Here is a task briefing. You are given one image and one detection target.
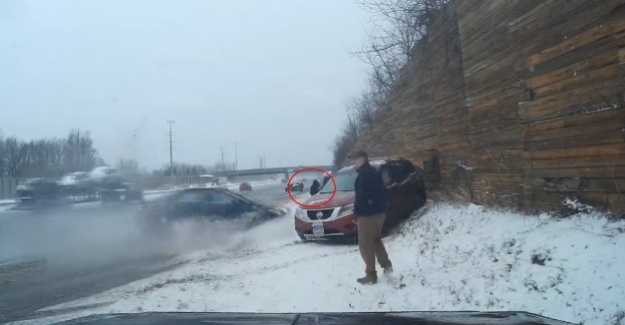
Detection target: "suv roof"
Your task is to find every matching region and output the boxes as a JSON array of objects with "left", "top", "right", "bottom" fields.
[{"left": 338, "top": 156, "right": 398, "bottom": 173}]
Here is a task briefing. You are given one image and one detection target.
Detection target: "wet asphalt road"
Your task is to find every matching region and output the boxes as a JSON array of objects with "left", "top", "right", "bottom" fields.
[{"left": 0, "top": 183, "right": 294, "bottom": 323}]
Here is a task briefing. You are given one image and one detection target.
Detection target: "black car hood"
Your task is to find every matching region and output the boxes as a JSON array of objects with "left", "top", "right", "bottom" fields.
[{"left": 51, "top": 311, "right": 572, "bottom": 325}]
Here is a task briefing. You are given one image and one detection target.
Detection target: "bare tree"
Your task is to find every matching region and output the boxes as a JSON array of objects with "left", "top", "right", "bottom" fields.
[
  {"left": 347, "top": 77, "right": 387, "bottom": 130},
  {"left": 116, "top": 158, "right": 141, "bottom": 177},
  {"left": 331, "top": 116, "right": 360, "bottom": 168},
  {"left": 0, "top": 129, "right": 101, "bottom": 177},
  {"left": 63, "top": 129, "right": 99, "bottom": 173},
  {"left": 331, "top": 0, "right": 448, "bottom": 167},
  {"left": 356, "top": 0, "right": 449, "bottom": 93},
  {"left": 153, "top": 163, "right": 210, "bottom": 176}
]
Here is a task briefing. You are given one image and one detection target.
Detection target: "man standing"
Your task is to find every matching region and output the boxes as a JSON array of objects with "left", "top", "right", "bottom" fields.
[
  {"left": 309, "top": 178, "right": 321, "bottom": 196},
  {"left": 348, "top": 150, "right": 393, "bottom": 284}
]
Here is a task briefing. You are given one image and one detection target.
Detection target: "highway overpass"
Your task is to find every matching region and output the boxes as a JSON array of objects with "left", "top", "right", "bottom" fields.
[{"left": 213, "top": 165, "right": 334, "bottom": 178}]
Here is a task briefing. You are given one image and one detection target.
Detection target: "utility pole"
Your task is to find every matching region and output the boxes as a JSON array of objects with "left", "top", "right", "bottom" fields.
[
  {"left": 259, "top": 156, "right": 263, "bottom": 169},
  {"left": 234, "top": 142, "right": 238, "bottom": 171},
  {"left": 263, "top": 152, "right": 267, "bottom": 175},
  {"left": 220, "top": 146, "right": 225, "bottom": 171},
  {"left": 167, "top": 120, "right": 175, "bottom": 184}
]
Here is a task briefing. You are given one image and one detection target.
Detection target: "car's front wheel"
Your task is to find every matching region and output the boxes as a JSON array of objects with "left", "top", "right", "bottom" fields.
[
  {"left": 344, "top": 235, "right": 358, "bottom": 245},
  {"left": 296, "top": 232, "right": 307, "bottom": 242},
  {"left": 415, "top": 191, "right": 427, "bottom": 209}
]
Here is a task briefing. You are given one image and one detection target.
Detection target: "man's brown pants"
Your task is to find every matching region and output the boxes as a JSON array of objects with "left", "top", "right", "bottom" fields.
[{"left": 357, "top": 213, "right": 392, "bottom": 277}]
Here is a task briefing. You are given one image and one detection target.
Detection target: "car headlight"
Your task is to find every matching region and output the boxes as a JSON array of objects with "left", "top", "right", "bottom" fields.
[
  {"left": 338, "top": 204, "right": 354, "bottom": 218},
  {"left": 295, "top": 207, "right": 304, "bottom": 218}
]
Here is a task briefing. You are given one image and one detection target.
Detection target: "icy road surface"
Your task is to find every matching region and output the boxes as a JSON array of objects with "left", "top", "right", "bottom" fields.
[
  {"left": 0, "top": 181, "right": 298, "bottom": 323},
  {"left": 13, "top": 202, "right": 625, "bottom": 325}
]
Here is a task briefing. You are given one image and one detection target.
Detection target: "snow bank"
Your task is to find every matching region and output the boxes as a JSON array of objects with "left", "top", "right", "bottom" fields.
[
  {"left": 17, "top": 203, "right": 625, "bottom": 325},
  {"left": 0, "top": 199, "right": 16, "bottom": 212},
  {"left": 0, "top": 199, "right": 15, "bottom": 205}
]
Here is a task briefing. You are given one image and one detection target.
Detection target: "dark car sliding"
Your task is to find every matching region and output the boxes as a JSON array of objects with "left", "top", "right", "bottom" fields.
[
  {"left": 140, "top": 187, "right": 286, "bottom": 231},
  {"left": 295, "top": 157, "right": 427, "bottom": 242}
]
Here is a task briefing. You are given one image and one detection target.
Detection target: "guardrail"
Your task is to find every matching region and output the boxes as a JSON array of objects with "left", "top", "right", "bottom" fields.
[{"left": 214, "top": 165, "right": 333, "bottom": 177}]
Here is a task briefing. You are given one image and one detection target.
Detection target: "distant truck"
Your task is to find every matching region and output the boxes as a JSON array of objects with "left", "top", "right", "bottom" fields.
[
  {"left": 83, "top": 166, "right": 143, "bottom": 203},
  {"left": 14, "top": 166, "right": 143, "bottom": 209},
  {"left": 15, "top": 178, "right": 63, "bottom": 209},
  {"left": 100, "top": 182, "right": 143, "bottom": 203},
  {"left": 199, "top": 174, "right": 217, "bottom": 186},
  {"left": 198, "top": 175, "right": 228, "bottom": 187}
]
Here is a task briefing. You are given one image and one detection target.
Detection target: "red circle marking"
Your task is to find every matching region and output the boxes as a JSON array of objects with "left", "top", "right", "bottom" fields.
[{"left": 287, "top": 167, "right": 336, "bottom": 209}]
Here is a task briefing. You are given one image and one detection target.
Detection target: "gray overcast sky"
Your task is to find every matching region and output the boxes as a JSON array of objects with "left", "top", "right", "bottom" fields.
[{"left": 0, "top": 0, "right": 372, "bottom": 170}]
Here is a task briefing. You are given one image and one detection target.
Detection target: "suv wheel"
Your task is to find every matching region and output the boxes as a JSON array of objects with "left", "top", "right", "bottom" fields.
[{"left": 415, "top": 192, "right": 427, "bottom": 209}]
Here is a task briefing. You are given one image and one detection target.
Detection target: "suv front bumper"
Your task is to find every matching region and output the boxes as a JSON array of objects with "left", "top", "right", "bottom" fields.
[{"left": 294, "top": 213, "right": 358, "bottom": 240}]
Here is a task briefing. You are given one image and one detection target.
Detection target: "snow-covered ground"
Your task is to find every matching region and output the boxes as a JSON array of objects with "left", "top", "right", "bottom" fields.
[
  {"left": 0, "top": 199, "right": 15, "bottom": 205},
  {"left": 13, "top": 202, "right": 625, "bottom": 325}
]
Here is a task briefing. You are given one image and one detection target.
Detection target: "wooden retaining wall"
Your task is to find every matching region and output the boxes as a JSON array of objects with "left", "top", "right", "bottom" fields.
[{"left": 356, "top": 0, "right": 625, "bottom": 214}]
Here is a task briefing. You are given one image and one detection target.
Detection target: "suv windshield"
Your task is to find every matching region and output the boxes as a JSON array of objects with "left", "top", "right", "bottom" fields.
[{"left": 319, "top": 170, "right": 357, "bottom": 193}]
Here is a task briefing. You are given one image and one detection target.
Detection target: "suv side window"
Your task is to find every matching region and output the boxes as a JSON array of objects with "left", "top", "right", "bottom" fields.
[
  {"left": 380, "top": 165, "right": 393, "bottom": 184},
  {"left": 176, "top": 191, "right": 205, "bottom": 203},
  {"left": 383, "top": 159, "right": 415, "bottom": 184},
  {"left": 397, "top": 159, "right": 417, "bottom": 181}
]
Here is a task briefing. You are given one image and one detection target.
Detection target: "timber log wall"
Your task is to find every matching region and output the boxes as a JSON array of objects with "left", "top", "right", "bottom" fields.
[{"left": 355, "top": 0, "right": 625, "bottom": 213}]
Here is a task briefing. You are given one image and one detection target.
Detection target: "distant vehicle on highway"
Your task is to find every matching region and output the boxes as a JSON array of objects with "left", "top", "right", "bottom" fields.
[
  {"left": 285, "top": 181, "right": 304, "bottom": 193},
  {"left": 100, "top": 182, "right": 143, "bottom": 203},
  {"left": 239, "top": 182, "right": 252, "bottom": 191},
  {"left": 140, "top": 187, "right": 285, "bottom": 231},
  {"left": 13, "top": 166, "right": 143, "bottom": 209},
  {"left": 294, "top": 157, "right": 427, "bottom": 242},
  {"left": 58, "top": 171, "right": 93, "bottom": 200},
  {"left": 199, "top": 174, "right": 218, "bottom": 185},
  {"left": 15, "top": 178, "right": 63, "bottom": 209}
]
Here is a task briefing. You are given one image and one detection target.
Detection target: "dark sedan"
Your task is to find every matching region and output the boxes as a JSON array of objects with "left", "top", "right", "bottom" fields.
[
  {"left": 285, "top": 181, "right": 304, "bottom": 193},
  {"left": 15, "top": 178, "right": 64, "bottom": 209},
  {"left": 140, "top": 187, "right": 285, "bottom": 231}
]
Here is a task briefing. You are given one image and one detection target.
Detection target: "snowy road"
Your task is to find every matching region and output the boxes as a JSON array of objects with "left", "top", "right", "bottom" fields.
[
  {"left": 10, "top": 201, "right": 625, "bottom": 325},
  {"left": 0, "top": 182, "right": 297, "bottom": 323},
  {"left": 4, "top": 184, "right": 624, "bottom": 325}
]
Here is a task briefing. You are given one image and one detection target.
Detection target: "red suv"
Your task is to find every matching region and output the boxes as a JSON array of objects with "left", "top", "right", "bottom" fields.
[
  {"left": 239, "top": 182, "right": 252, "bottom": 192},
  {"left": 294, "top": 157, "right": 426, "bottom": 242}
]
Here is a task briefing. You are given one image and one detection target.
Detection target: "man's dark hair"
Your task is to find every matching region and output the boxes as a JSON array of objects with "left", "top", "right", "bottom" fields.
[{"left": 348, "top": 150, "right": 368, "bottom": 160}]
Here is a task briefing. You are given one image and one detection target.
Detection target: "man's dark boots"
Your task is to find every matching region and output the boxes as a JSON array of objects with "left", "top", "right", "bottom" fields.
[{"left": 357, "top": 273, "right": 377, "bottom": 285}]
